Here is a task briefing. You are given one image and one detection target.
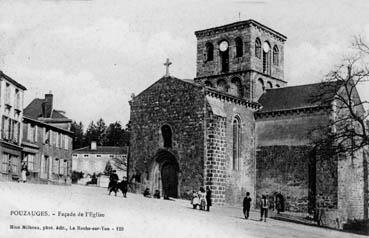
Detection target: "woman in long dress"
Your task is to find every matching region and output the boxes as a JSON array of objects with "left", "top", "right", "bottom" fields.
[{"left": 21, "top": 163, "right": 27, "bottom": 183}]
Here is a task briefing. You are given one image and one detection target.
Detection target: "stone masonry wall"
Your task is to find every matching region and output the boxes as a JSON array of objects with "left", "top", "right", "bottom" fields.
[
  {"left": 129, "top": 77, "right": 205, "bottom": 198},
  {"left": 256, "top": 145, "right": 313, "bottom": 212},
  {"left": 205, "top": 95, "right": 256, "bottom": 205}
]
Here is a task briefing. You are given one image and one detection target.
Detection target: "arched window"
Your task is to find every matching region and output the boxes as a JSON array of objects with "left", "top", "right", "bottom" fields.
[
  {"left": 258, "top": 78, "right": 265, "bottom": 92},
  {"left": 205, "top": 42, "right": 214, "bottom": 61},
  {"left": 229, "top": 77, "right": 242, "bottom": 97},
  {"left": 263, "top": 41, "right": 271, "bottom": 74},
  {"left": 273, "top": 45, "right": 279, "bottom": 66},
  {"left": 204, "top": 80, "right": 213, "bottom": 88},
  {"left": 217, "top": 79, "right": 228, "bottom": 92},
  {"left": 161, "top": 125, "right": 172, "bottom": 148},
  {"left": 255, "top": 38, "right": 261, "bottom": 59},
  {"left": 267, "top": 81, "right": 273, "bottom": 89},
  {"left": 235, "top": 37, "right": 243, "bottom": 57},
  {"left": 232, "top": 116, "right": 241, "bottom": 171}
]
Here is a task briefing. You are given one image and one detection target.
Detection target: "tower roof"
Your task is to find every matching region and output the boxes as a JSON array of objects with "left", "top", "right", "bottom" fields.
[{"left": 194, "top": 19, "right": 287, "bottom": 41}]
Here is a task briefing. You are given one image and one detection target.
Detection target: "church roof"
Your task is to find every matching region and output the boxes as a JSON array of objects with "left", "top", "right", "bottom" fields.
[{"left": 257, "top": 81, "right": 342, "bottom": 113}]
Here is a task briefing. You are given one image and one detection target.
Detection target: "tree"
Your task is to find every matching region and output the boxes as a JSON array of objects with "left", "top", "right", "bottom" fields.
[
  {"left": 70, "top": 121, "right": 84, "bottom": 149},
  {"left": 96, "top": 118, "right": 107, "bottom": 145},
  {"left": 310, "top": 37, "right": 369, "bottom": 157},
  {"left": 104, "top": 121, "right": 130, "bottom": 146}
]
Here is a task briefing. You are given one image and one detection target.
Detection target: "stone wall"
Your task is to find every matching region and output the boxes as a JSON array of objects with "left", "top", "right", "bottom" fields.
[
  {"left": 205, "top": 95, "right": 256, "bottom": 205},
  {"left": 256, "top": 145, "right": 313, "bottom": 212},
  {"left": 129, "top": 77, "right": 205, "bottom": 198}
]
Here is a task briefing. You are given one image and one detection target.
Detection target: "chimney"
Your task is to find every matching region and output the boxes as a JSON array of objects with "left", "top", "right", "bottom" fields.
[
  {"left": 44, "top": 92, "right": 53, "bottom": 118},
  {"left": 91, "top": 141, "right": 97, "bottom": 150}
]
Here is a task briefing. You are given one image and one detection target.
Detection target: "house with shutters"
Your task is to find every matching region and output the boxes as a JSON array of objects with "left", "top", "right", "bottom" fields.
[
  {"left": 0, "top": 71, "right": 26, "bottom": 181},
  {"left": 22, "top": 93, "right": 73, "bottom": 184}
]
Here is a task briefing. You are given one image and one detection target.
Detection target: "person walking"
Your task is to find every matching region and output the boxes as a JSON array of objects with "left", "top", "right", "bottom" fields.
[
  {"left": 206, "top": 187, "right": 212, "bottom": 212},
  {"left": 260, "top": 195, "right": 269, "bottom": 222},
  {"left": 243, "top": 192, "right": 252, "bottom": 219}
]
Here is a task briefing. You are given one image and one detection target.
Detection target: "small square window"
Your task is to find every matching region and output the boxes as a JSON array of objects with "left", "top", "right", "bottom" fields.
[{"left": 84, "top": 154, "right": 89, "bottom": 158}]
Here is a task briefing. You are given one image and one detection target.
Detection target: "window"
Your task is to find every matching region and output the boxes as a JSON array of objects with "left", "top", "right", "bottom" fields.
[
  {"left": 2, "top": 116, "right": 10, "bottom": 140},
  {"left": 205, "top": 42, "right": 214, "bottom": 61},
  {"left": 267, "top": 81, "right": 273, "bottom": 89},
  {"left": 42, "top": 156, "right": 49, "bottom": 179},
  {"left": 64, "top": 136, "right": 69, "bottom": 150},
  {"left": 263, "top": 41, "right": 271, "bottom": 75},
  {"left": 15, "top": 89, "right": 21, "bottom": 110},
  {"left": 63, "top": 160, "right": 68, "bottom": 176},
  {"left": 273, "top": 45, "right": 279, "bottom": 66},
  {"left": 1, "top": 153, "right": 9, "bottom": 173},
  {"left": 96, "top": 155, "right": 101, "bottom": 157},
  {"left": 12, "top": 121, "right": 20, "bottom": 143},
  {"left": 55, "top": 132, "right": 59, "bottom": 148},
  {"left": 217, "top": 79, "right": 228, "bottom": 92},
  {"left": 84, "top": 154, "right": 89, "bottom": 157},
  {"left": 53, "top": 158, "right": 59, "bottom": 174},
  {"left": 229, "top": 77, "right": 242, "bottom": 97},
  {"left": 235, "top": 37, "right": 243, "bottom": 57},
  {"left": 5, "top": 83, "right": 10, "bottom": 105},
  {"left": 258, "top": 78, "right": 265, "bottom": 92},
  {"left": 27, "top": 123, "right": 35, "bottom": 142},
  {"left": 59, "top": 159, "right": 64, "bottom": 175},
  {"left": 204, "top": 80, "right": 213, "bottom": 88},
  {"left": 232, "top": 116, "right": 241, "bottom": 171},
  {"left": 10, "top": 155, "right": 19, "bottom": 174},
  {"left": 161, "top": 125, "right": 172, "bottom": 148},
  {"left": 255, "top": 38, "right": 261, "bottom": 59},
  {"left": 44, "top": 129, "right": 51, "bottom": 144},
  {"left": 25, "top": 154, "right": 35, "bottom": 171}
]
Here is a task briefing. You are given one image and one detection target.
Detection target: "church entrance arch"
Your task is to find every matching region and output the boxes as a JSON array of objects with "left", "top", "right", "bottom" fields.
[{"left": 150, "top": 150, "right": 179, "bottom": 198}]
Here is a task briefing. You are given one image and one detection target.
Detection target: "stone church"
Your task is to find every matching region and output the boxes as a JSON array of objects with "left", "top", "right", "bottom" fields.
[{"left": 129, "top": 19, "right": 368, "bottom": 228}]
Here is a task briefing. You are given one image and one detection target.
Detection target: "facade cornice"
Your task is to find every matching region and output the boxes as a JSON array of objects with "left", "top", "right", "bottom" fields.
[
  {"left": 195, "top": 69, "right": 287, "bottom": 84},
  {"left": 205, "top": 87, "right": 261, "bottom": 110},
  {"left": 194, "top": 19, "right": 287, "bottom": 42},
  {"left": 255, "top": 105, "right": 331, "bottom": 119}
]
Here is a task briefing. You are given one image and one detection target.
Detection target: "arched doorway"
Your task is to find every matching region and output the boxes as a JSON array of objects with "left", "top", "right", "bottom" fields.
[
  {"left": 151, "top": 150, "right": 179, "bottom": 198},
  {"left": 161, "top": 162, "right": 178, "bottom": 198}
]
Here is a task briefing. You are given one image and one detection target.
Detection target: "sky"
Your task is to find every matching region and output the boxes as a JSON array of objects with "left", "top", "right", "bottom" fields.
[{"left": 0, "top": 0, "right": 369, "bottom": 126}]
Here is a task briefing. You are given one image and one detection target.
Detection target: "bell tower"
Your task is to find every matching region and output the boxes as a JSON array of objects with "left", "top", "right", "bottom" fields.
[{"left": 194, "top": 19, "right": 287, "bottom": 101}]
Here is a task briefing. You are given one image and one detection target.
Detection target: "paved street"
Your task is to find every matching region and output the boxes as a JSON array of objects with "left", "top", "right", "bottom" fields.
[{"left": 0, "top": 182, "right": 365, "bottom": 238}]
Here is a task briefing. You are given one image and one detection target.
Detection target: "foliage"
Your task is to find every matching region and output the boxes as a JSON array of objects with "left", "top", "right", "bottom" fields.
[{"left": 310, "top": 37, "right": 369, "bottom": 157}]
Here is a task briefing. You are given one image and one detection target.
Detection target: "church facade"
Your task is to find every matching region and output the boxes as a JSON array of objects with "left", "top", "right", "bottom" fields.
[{"left": 129, "top": 19, "right": 368, "bottom": 228}]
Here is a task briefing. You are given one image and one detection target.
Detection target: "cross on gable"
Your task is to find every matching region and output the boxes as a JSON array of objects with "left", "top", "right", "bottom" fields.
[{"left": 164, "top": 58, "right": 172, "bottom": 77}]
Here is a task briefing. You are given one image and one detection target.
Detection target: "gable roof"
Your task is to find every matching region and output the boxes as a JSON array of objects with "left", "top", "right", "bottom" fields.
[
  {"left": 73, "top": 146, "right": 128, "bottom": 154},
  {"left": 24, "top": 98, "right": 69, "bottom": 120},
  {"left": 133, "top": 76, "right": 201, "bottom": 99},
  {"left": 257, "top": 81, "right": 342, "bottom": 113},
  {"left": 0, "top": 71, "right": 27, "bottom": 90}
]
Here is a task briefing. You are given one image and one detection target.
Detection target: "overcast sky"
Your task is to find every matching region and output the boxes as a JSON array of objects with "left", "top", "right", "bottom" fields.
[{"left": 0, "top": 0, "right": 369, "bottom": 126}]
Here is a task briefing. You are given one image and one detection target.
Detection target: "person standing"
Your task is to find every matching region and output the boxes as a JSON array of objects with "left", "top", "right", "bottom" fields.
[
  {"left": 206, "top": 187, "right": 212, "bottom": 212},
  {"left": 120, "top": 176, "right": 128, "bottom": 198},
  {"left": 243, "top": 192, "right": 252, "bottom": 219},
  {"left": 108, "top": 170, "right": 119, "bottom": 196},
  {"left": 260, "top": 195, "right": 269, "bottom": 222},
  {"left": 20, "top": 162, "right": 28, "bottom": 183},
  {"left": 198, "top": 187, "right": 207, "bottom": 210}
]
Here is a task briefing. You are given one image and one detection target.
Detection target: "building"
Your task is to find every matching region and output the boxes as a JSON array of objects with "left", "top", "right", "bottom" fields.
[
  {"left": 22, "top": 93, "right": 73, "bottom": 184},
  {"left": 0, "top": 71, "right": 26, "bottom": 181},
  {"left": 72, "top": 141, "right": 128, "bottom": 183},
  {"left": 129, "top": 19, "right": 368, "bottom": 228}
]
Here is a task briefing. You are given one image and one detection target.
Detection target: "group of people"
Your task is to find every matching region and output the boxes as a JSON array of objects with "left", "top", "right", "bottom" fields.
[
  {"left": 243, "top": 193, "right": 280, "bottom": 222},
  {"left": 108, "top": 170, "right": 128, "bottom": 197},
  {"left": 143, "top": 188, "right": 161, "bottom": 199},
  {"left": 191, "top": 187, "right": 212, "bottom": 211}
]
